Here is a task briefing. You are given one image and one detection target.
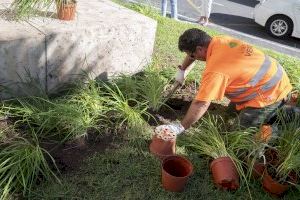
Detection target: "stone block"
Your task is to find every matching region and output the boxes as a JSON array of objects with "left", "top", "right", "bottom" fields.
[{"left": 0, "top": 0, "right": 157, "bottom": 97}]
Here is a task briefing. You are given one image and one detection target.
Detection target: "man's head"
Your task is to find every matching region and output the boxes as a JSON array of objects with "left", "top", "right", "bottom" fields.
[{"left": 178, "top": 28, "right": 212, "bottom": 61}]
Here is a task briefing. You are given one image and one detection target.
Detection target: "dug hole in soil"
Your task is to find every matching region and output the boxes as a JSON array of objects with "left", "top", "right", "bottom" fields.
[{"left": 42, "top": 131, "right": 119, "bottom": 172}]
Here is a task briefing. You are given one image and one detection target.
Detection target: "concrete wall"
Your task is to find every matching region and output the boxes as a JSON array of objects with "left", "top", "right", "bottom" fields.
[{"left": 0, "top": 0, "right": 157, "bottom": 98}]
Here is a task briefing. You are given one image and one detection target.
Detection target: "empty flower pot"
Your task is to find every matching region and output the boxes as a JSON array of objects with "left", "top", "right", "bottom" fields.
[
  {"left": 57, "top": 3, "right": 76, "bottom": 21},
  {"left": 210, "top": 156, "right": 239, "bottom": 190},
  {"left": 149, "top": 134, "right": 176, "bottom": 160},
  {"left": 162, "top": 155, "right": 193, "bottom": 192}
]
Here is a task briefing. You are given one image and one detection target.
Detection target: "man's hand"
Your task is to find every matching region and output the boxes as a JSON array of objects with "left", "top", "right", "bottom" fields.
[
  {"left": 175, "top": 64, "right": 195, "bottom": 84},
  {"left": 155, "top": 122, "right": 185, "bottom": 139},
  {"left": 175, "top": 68, "right": 186, "bottom": 84}
]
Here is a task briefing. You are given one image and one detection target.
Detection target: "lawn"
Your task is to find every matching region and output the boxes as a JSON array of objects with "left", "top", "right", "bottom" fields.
[{"left": 1, "top": 1, "right": 300, "bottom": 200}]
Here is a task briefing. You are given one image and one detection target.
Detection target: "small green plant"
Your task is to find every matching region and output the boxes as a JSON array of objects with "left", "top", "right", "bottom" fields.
[
  {"left": 0, "top": 127, "right": 59, "bottom": 199},
  {"left": 183, "top": 115, "right": 254, "bottom": 198},
  {"left": 137, "top": 70, "right": 169, "bottom": 112},
  {"left": 184, "top": 116, "right": 229, "bottom": 159},
  {"left": 37, "top": 86, "right": 107, "bottom": 141},
  {"left": 114, "top": 74, "right": 140, "bottom": 100},
  {"left": 268, "top": 114, "right": 300, "bottom": 183},
  {"left": 1, "top": 78, "right": 108, "bottom": 141},
  {"left": 103, "top": 82, "right": 151, "bottom": 132}
]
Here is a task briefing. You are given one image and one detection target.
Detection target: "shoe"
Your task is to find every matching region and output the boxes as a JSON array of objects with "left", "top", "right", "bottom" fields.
[{"left": 202, "top": 19, "right": 209, "bottom": 26}]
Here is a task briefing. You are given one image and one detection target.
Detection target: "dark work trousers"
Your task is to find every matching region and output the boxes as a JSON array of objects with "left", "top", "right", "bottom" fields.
[{"left": 228, "top": 95, "right": 300, "bottom": 129}]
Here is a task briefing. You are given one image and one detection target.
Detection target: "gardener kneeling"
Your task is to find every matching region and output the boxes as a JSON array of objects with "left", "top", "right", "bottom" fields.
[{"left": 156, "top": 28, "right": 300, "bottom": 135}]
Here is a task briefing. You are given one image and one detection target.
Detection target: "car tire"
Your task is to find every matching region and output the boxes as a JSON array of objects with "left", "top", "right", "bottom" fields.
[{"left": 265, "top": 15, "right": 293, "bottom": 39}]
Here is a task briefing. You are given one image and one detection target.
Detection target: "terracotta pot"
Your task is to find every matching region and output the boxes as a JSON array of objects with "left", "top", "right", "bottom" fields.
[
  {"left": 262, "top": 169, "right": 297, "bottom": 197},
  {"left": 149, "top": 134, "right": 176, "bottom": 161},
  {"left": 255, "top": 125, "right": 272, "bottom": 142},
  {"left": 57, "top": 3, "right": 76, "bottom": 21},
  {"left": 210, "top": 157, "right": 239, "bottom": 190},
  {"left": 161, "top": 155, "right": 193, "bottom": 192},
  {"left": 252, "top": 162, "right": 265, "bottom": 179}
]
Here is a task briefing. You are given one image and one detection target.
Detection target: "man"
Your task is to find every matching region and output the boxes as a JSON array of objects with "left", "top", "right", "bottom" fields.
[{"left": 157, "top": 28, "right": 298, "bottom": 135}]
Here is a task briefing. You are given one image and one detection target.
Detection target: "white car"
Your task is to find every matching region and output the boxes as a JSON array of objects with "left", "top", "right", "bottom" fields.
[{"left": 254, "top": 0, "right": 300, "bottom": 39}]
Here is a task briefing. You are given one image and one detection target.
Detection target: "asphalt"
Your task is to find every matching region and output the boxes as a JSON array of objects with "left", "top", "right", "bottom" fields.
[{"left": 129, "top": 0, "right": 300, "bottom": 58}]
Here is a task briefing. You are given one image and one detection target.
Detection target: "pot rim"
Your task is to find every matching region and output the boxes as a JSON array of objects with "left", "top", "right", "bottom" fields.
[
  {"left": 210, "top": 156, "right": 234, "bottom": 168},
  {"left": 162, "top": 155, "right": 193, "bottom": 179}
]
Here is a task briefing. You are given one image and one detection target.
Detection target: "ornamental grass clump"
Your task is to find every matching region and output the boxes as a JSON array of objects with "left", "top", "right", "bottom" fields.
[
  {"left": 184, "top": 116, "right": 229, "bottom": 159},
  {"left": 103, "top": 83, "right": 151, "bottom": 132},
  {"left": 11, "top": 0, "right": 55, "bottom": 19},
  {"left": 137, "top": 70, "right": 169, "bottom": 112},
  {"left": 261, "top": 114, "right": 300, "bottom": 195},
  {"left": 114, "top": 74, "right": 140, "bottom": 100},
  {"left": 183, "top": 115, "right": 255, "bottom": 197},
  {"left": 0, "top": 127, "right": 59, "bottom": 199},
  {"left": 34, "top": 81, "right": 107, "bottom": 141},
  {"left": 0, "top": 80, "right": 108, "bottom": 141}
]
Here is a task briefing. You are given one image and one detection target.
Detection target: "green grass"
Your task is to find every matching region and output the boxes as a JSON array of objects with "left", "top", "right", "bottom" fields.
[
  {"left": 0, "top": 127, "right": 59, "bottom": 199},
  {"left": 29, "top": 142, "right": 300, "bottom": 200}
]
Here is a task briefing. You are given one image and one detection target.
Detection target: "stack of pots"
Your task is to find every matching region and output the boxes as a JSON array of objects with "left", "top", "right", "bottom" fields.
[{"left": 149, "top": 129, "right": 193, "bottom": 192}]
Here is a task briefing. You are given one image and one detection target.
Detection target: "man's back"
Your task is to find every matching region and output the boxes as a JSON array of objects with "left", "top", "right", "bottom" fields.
[{"left": 196, "top": 36, "right": 292, "bottom": 110}]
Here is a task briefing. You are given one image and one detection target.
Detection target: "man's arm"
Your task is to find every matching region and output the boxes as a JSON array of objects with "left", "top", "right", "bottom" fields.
[
  {"left": 180, "top": 55, "right": 195, "bottom": 70},
  {"left": 181, "top": 99, "right": 211, "bottom": 129}
]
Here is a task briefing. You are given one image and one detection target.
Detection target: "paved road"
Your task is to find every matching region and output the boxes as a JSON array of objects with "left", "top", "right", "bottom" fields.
[{"left": 131, "top": 0, "right": 300, "bottom": 58}]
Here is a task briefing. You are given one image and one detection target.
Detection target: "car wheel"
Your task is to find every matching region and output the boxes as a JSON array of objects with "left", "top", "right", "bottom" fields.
[{"left": 265, "top": 15, "right": 293, "bottom": 39}]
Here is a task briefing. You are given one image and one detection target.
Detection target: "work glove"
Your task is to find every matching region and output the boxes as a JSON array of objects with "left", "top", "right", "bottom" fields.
[
  {"left": 175, "top": 64, "right": 194, "bottom": 84},
  {"left": 175, "top": 68, "right": 187, "bottom": 85},
  {"left": 154, "top": 122, "right": 185, "bottom": 140}
]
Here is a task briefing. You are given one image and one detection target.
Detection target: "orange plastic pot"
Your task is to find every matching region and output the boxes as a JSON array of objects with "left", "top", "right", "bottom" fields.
[
  {"left": 162, "top": 155, "right": 193, "bottom": 192},
  {"left": 262, "top": 169, "right": 297, "bottom": 197},
  {"left": 262, "top": 171, "right": 288, "bottom": 196},
  {"left": 210, "top": 157, "right": 239, "bottom": 190},
  {"left": 255, "top": 125, "right": 272, "bottom": 142},
  {"left": 149, "top": 135, "right": 176, "bottom": 161},
  {"left": 57, "top": 3, "right": 76, "bottom": 21}
]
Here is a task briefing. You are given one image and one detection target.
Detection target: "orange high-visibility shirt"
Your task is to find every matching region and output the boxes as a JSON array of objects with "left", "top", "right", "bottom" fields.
[{"left": 195, "top": 36, "right": 292, "bottom": 110}]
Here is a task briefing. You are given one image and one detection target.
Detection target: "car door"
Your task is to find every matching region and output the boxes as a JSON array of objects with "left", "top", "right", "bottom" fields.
[{"left": 294, "top": 1, "right": 300, "bottom": 34}]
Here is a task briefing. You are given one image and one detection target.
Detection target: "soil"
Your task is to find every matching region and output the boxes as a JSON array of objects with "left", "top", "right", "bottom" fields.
[{"left": 42, "top": 132, "right": 120, "bottom": 173}]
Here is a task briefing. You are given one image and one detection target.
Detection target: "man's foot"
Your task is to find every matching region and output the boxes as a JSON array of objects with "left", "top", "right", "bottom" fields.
[
  {"left": 202, "top": 20, "right": 209, "bottom": 26},
  {"left": 197, "top": 16, "right": 205, "bottom": 25}
]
